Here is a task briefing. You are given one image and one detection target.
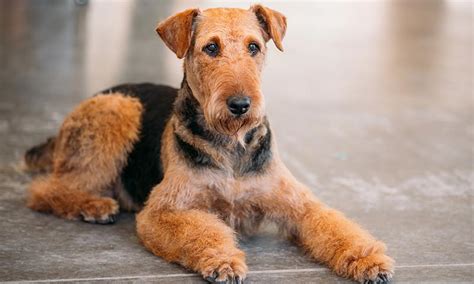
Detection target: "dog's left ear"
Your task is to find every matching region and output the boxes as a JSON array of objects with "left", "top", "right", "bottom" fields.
[
  {"left": 250, "top": 4, "right": 287, "bottom": 51},
  {"left": 156, "top": 8, "right": 200, "bottom": 59}
]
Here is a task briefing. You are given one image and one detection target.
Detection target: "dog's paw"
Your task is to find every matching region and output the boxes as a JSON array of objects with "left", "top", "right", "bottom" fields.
[
  {"left": 80, "top": 197, "right": 119, "bottom": 224},
  {"left": 349, "top": 252, "right": 394, "bottom": 283},
  {"left": 363, "top": 271, "right": 392, "bottom": 284},
  {"left": 205, "top": 272, "right": 244, "bottom": 284},
  {"left": 201, "top": 250, "right": 247, "bottom": 283}
]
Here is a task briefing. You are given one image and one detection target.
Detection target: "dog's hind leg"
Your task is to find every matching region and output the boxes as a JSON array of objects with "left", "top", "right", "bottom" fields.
[
  {"left": 28, "top": 175, "right": 121, "bottom": 224},
  {"left": 27, "top": 93, "right": 143, "bottom": 223}
]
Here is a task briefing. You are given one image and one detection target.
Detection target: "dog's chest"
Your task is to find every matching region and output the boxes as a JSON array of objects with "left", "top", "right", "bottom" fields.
[
  {"left": 200, "top": 176, "right": 273, "bottom": 234},
  {"left": 208, "top": 192, "right": 265, "bottom": 235}
]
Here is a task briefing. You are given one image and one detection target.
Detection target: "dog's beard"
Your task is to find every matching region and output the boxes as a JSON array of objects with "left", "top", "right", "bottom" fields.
[
  {"left": 206, "top": 108, "right": 262, "bottom": 142},
  {"left": 201, "top": 91, "right": 265, "bottom": 143}
]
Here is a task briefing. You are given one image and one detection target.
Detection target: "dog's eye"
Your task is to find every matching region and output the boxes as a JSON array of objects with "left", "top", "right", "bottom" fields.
[
  {"left": 248, "top": 42, "right": 260, "bottom": 56},
  {"left": 203, "top": 43, "right": 219, "bottom": 57}
]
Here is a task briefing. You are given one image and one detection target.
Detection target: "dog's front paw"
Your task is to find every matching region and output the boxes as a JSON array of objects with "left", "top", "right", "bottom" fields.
[
  {"left": 348, "top": 252, "right": 394, "bottom": 283},
  {"left": 201, "top": 249, "right": 247, "bottom": 283},
  {"left": 363, "top": 271, "right": 392, "bottom": 284}
]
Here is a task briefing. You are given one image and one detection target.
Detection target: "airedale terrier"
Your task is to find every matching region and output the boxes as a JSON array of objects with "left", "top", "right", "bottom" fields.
[{"left": 24, "top": 5, "right": 394, "bottom": 283}]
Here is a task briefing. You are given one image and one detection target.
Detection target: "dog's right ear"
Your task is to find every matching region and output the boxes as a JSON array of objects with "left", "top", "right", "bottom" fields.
[{"left": 156, "top": 8, "right": 200, "bottom": 59}]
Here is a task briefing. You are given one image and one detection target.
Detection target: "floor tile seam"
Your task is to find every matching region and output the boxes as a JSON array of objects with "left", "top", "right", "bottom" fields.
[{"left": 3, "top": 263, "right": 473, "bottom": 283}]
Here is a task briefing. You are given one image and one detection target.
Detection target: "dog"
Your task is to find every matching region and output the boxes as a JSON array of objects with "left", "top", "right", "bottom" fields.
[{"left": 24, "top": 5, "right": 394, "bottom": 284}]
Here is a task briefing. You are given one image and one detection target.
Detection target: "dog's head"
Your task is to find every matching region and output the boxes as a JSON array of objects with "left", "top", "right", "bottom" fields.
[{"left": 156, "top": 5, "right": 286, "bottom": 137}]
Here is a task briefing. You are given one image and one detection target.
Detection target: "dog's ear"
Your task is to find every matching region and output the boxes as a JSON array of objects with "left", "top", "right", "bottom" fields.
[
  {"left": 156, "top": 8, "right": 200, "bottom": 59},
  {"left": 250, "top": 4, "right": 287, "bottom": 51}
]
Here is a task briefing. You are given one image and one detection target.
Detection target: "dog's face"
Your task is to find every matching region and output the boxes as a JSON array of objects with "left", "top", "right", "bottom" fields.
[{"left": 156, "top": 5, "right": 286, "bottom": 137}]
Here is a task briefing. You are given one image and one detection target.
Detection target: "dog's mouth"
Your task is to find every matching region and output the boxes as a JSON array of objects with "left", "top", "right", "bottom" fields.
[
  {"left": 207, "top": 109, "right": 262, "bottom": 139},
  {"left": 195, "top": 88, "right": 264, "bottom": 140}
]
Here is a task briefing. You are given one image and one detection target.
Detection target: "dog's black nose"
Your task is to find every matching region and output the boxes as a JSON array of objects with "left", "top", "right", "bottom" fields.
[{"left": 227, "top": 96, "right": 251, "bottom": 115}]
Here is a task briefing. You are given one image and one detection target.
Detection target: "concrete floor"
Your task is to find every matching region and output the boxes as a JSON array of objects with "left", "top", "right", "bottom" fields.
[{"left": 0, "top": 0, "right": 472, "bottom": 283}]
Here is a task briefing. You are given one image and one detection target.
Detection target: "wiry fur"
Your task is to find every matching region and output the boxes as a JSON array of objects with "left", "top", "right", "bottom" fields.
[{"left": 24, "top": 5, "right": 394, "bottom": 284}]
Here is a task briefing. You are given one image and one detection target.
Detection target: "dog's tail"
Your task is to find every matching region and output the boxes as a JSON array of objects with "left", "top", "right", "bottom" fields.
[{"left": 24, "top": 137, "right": 56, "bottom": 173}]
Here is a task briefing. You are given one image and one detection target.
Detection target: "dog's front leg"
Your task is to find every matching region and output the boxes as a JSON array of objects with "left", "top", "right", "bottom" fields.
[
  {"left": 261, "top": 175, "right": 394, "bottom": 283},
  {"left": 136, "top": 207, "right": 247, "bottom": 283}
]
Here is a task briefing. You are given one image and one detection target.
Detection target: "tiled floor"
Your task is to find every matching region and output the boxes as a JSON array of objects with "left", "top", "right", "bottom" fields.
[{"left": 0, "top": 0, "right": 472, "bottom": 283}]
